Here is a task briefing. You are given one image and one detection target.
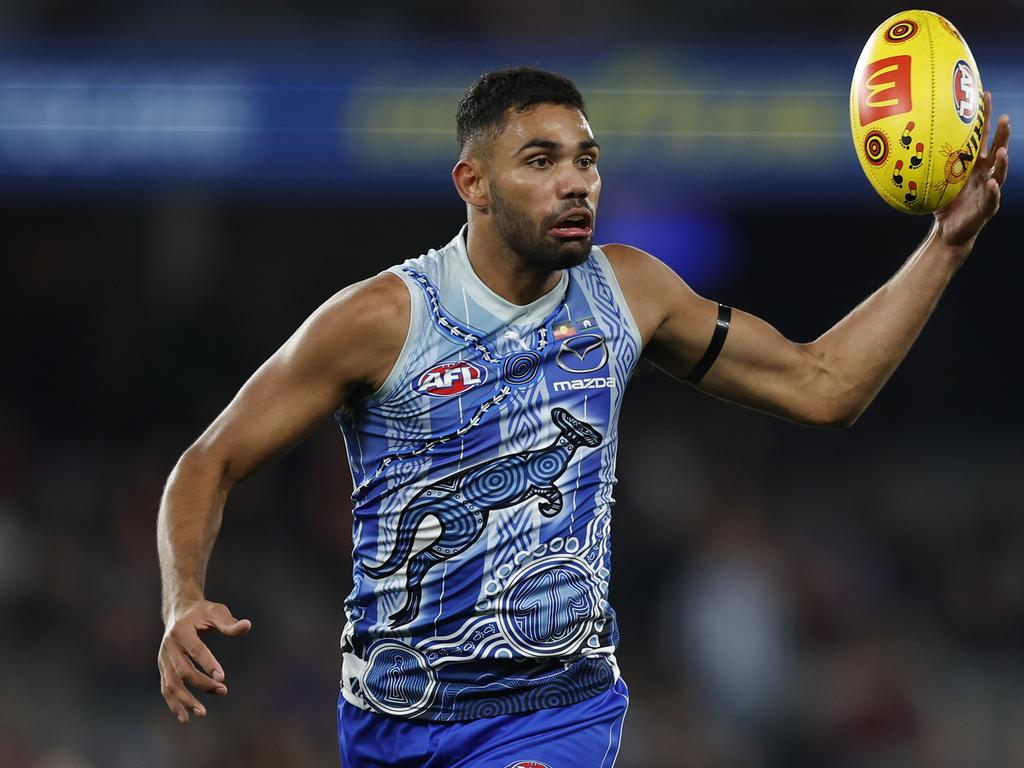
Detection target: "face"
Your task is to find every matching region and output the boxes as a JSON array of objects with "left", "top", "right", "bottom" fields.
[{"left": 484, "top": 103, "right": 601, "bottom": 271}]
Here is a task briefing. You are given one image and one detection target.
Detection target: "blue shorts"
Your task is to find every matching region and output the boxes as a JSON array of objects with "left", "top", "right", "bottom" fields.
[{"left": 337, "top": 678, "right": 628, "bottom": 768}]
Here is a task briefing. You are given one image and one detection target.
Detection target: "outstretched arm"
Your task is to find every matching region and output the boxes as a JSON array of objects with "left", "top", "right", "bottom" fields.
[
  {"left": 605, "top": 95, "right": 1009, "bottom": 427},
  {"left": 157, "top": 272, "right": 409, "bottom": 723}
]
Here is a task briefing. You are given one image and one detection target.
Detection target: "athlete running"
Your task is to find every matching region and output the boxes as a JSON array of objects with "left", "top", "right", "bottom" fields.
[{"left": 158, "top": 67, "right": 1010, "bottom": 767}]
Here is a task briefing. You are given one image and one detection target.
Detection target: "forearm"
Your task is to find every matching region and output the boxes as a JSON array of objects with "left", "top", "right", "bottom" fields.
[
  {"left": 158, "top": 447, "right": 233, "bottom": 622},
  {"left": 809, "top": 221, "right": 968, "bottom": 423}
]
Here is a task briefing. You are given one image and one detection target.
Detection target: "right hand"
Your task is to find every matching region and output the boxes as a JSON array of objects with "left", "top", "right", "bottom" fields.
[{"left": 158, "top": 599, "right": 251, "bottom": 724}]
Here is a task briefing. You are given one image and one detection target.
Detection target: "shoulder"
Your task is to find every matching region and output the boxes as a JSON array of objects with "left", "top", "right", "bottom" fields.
[
  {"left": 338, "top": 270, "right": 409, "bottom": 313},
  {"left": 598, "top": 242, "right": 684, "bottom": 295},
  {"left": 599, "top": 241, "right": 675, "bottom": 277},
  {"left": 308, "top": 271, "right": 409, "bottom": 343},
  {"left": 280, "top": 272, "right": 410, "bottom": 395},
  {"left": 597, "top": 243, "right": 693, "bottom": 344},
  {"left": 597, "top": 242, "right": 652, "bottom": 266}
]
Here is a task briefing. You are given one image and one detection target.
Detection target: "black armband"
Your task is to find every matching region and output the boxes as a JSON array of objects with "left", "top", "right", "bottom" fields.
[{"left": 685, "top": 304, "right": 732, "bottom": 384}]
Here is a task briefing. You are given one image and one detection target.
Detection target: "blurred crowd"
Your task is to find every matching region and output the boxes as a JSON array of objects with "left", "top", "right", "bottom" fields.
[
  {"left": 2, "top": 193, "right": 1022, "bottom": 767},
  {"left": 2, "top": 0, "right": 1022, "bottom": 43}
]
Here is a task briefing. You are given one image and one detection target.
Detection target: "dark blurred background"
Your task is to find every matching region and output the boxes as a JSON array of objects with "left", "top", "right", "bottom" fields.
[{"left": 1, "top": 2, "right": 1022, "bottom": 766}]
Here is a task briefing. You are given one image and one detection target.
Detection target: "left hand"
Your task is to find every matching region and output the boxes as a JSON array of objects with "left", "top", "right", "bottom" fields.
[{"left": 934, "top": 91, "right": 1010, "bottom": 252}]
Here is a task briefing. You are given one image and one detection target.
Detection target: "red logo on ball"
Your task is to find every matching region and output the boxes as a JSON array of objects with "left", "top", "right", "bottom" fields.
[
  {"left": 952, "top": 60, "right": 977, "bottom": 124},
  {"left": 858, "top": 55, "right": 913, "bottom": 126}
]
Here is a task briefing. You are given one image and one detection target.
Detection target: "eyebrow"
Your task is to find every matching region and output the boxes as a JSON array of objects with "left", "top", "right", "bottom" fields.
[{"left": 515, "top": 138, "right": 601, "bottom": 155}]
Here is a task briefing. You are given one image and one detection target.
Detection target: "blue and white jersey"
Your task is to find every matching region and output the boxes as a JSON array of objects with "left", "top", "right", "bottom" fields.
[{"left": 336, "top": 227, "right": 641, "bottom": 722}]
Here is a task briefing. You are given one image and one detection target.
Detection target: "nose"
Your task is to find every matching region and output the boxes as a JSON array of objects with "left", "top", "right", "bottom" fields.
[{"left": 556, "top": 164, "right": 589, "bottom": 200}]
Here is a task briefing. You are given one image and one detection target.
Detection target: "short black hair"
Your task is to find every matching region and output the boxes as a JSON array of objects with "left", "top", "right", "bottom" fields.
[{"left": 456, "top": 66, "right": 587, "bottom": 155}]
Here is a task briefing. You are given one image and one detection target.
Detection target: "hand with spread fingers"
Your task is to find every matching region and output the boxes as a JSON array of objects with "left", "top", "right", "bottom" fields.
[
  {"left": 935, "top": 91, "right": 1011, "bottom": 252},
  {"left": 158, "top": 599, "right": 251, "bottom": 724}
]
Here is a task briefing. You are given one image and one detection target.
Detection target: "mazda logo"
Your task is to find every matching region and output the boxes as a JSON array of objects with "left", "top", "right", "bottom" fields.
[{"left": 555, "top": 334, "right": 607, "bottom": 374}]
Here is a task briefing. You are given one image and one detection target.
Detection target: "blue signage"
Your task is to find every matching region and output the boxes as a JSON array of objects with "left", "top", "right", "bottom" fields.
[{"left": 0, "top": 45, "right": 1019, "bottom": 201}]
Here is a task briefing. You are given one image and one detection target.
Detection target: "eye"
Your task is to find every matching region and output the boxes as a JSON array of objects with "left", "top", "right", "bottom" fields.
[
  {"left": 577, "top": 156, "right": 597, "bottom": 169},
  {"left": 528, "top": 156, "right": 552, "bottom": 168}
]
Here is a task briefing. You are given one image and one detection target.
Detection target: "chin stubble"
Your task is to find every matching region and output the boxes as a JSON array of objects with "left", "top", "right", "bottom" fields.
[{"left": 490, "top": 186, "right": 593, "bottom": 270}]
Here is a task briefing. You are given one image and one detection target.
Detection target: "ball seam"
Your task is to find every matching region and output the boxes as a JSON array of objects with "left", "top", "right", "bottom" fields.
[{"left": 926, "top": 11, "right": 936, "bottom": 214}]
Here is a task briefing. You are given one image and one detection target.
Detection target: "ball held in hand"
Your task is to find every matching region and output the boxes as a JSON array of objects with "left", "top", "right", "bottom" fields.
[{"left": 850, "top": 10, "right": 986, "bottom": 214}]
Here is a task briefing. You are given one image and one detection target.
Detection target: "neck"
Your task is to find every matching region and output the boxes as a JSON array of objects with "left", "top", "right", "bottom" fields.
[{"left": 465, "top": 221, "right": 563, "bottom": 306}]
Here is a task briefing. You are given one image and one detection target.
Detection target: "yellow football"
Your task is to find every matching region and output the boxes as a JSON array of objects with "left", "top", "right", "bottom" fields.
[{"left": 850, "top": 10, "right": 985, "bottom": 214}]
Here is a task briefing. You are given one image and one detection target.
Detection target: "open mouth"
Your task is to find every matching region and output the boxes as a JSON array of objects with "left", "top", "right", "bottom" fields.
[{"left": 549, "top": 208, "right": 593, "bottom": 239}]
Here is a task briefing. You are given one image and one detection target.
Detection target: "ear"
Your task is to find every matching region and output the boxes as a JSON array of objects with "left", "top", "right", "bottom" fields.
[{"left": 452, "top": 157, "right": 489, "bottom": 210}]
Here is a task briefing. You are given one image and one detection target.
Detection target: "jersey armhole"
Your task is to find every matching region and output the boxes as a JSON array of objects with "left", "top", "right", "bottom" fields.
[
  {"left": 361, "top": 267, "right": 419, "bottom": 405},
  {"left": 590, "top": 246, "right": 643, "bottom": 353}
]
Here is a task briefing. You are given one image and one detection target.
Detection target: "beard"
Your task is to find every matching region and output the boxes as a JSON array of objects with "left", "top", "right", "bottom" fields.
[{"left": 489, "top": 184, "right": 594, "bottom": 271}]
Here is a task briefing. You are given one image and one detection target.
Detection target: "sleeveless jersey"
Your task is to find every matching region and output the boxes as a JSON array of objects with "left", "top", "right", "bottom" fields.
[{"left": 336, "top": 227, "right": 642, "bottom": 722}]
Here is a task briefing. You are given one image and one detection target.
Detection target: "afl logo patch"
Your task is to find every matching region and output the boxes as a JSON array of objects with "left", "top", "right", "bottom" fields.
[
  {"left": 414, "top": 360, "right": 485, "bottom": 397},
  {"left": 504, "top": 763, "right": 552, "bottom": 768},
  {"left": 555, "top": 334, "right": 607, "bottom": 374},
  {"left": 952, "top": 60, "right": 978, "bottom": 124}
]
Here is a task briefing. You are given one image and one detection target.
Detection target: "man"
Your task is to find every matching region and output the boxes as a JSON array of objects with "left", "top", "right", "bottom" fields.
[{"left": 158, "top": 67, "right": 1010, "bottom": 766}]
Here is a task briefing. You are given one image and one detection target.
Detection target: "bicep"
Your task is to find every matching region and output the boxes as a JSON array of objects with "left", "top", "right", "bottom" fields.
[
  {"left": 602, "top": 243, "right": 831, "bottom": 424},
  {"left": 644, "top": 272, "right": 828, "bottom": 424},
  {"left": 675, "top": 309, "right": 828, "bottom": 422},
  {"left": 189, "top": 275, "right": 408, "bottom": 483},
  {"left": 194, "top": 334, "right": 349, "bottom": 484}
]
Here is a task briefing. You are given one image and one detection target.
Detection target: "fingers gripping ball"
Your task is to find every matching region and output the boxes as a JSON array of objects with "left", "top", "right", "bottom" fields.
[{"left": 850, "top": 10, "right": 986, "bottom": 214}]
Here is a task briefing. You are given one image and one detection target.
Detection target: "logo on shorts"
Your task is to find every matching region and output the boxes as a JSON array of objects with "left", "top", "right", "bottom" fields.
[
  {"left": 504, "top": 762, "right": 552, "bottom": 768},
  {"left": 414, "top": 360, "right": 485, "bottom": 397}
]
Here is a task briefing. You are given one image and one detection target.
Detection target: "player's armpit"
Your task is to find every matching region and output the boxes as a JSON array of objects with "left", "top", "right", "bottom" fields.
[{"left": 188, "top": 270, "right": 410, "bottom": 484}]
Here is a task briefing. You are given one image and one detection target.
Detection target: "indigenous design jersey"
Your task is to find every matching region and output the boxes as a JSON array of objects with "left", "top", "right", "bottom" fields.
[{"left": 336, "top": 227, "right": 641, "bottom": 722}]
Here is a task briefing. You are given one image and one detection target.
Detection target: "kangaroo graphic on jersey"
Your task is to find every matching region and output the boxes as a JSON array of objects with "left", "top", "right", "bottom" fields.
[{"left": 365, "top": 407, "right": 602, "bottom": 627}]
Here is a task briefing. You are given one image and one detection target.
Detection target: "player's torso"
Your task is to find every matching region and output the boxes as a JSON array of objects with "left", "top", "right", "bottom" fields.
[{"left": 336, "top": 228, "right": 640, "bottom": 722}]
